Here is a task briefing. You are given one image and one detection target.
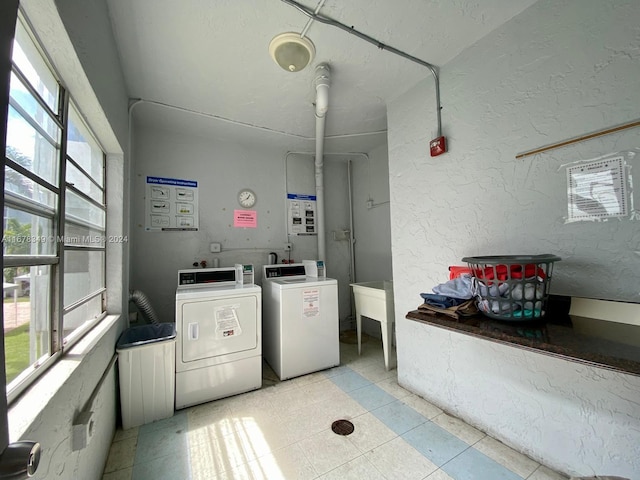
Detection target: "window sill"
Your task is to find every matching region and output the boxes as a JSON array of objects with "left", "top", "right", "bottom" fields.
[{"left": 8, "top": 314, "right": 122, "bottom": 441}]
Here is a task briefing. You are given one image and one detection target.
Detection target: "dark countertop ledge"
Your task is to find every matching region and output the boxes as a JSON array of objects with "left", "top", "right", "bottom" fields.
[{"left": 406, "top": 309, "right": 640, "bottom": 377}]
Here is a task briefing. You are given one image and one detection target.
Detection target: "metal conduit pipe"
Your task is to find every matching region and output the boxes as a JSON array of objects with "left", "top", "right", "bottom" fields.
[
  {"left": 347, "top": 159, "right": 356, "bottom": 325},
  {"left": 281, "top": 0, "right": 442, "bottom": 137},
  {"left": 129, "top": 98, "right": 385, "bottom": 141},
  {"left": 314, "top": 63, "right": 330, "bottom": 261},
  {"left": 300, "top": 0, "right": 326, "bottom": 38}
]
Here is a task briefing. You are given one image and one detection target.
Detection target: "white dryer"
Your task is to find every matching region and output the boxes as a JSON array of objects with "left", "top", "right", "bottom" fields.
[
  {"left": 262, "top": 261, "right": 339, "bottom": 380},
  {"left": 175, "top": 265, "right": 261, "bottom": 409}
]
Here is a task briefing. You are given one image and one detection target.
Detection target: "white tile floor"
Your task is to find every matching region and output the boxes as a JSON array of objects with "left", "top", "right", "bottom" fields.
[{"left": 103, "top": 335, "right": 568, "bottom": 480}]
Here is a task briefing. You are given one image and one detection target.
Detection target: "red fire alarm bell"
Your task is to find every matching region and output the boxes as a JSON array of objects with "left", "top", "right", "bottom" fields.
[{"left": 430, "top": 136, "right": 447, "bottom": 157}]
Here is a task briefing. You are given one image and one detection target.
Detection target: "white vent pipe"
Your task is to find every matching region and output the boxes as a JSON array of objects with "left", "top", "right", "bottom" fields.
[{"left": 314, "top": 63, "right": 330, "bottom": 261}]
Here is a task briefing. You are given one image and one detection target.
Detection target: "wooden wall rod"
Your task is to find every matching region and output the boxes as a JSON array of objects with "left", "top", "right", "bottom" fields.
[{"left": 516, "top": 118, "right": 640, "bottom": 159}]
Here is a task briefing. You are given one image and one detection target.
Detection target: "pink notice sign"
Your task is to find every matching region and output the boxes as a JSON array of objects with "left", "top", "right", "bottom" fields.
[{"left": 234, "top": 209, "right": 257, "bottom": 228}]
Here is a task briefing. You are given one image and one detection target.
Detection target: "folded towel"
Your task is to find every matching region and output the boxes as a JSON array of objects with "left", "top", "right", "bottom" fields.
[
  {"left": 432, "top": 273, "right": 474, "bottom": 299},
  {"left": 418, "top": 298, "right": 479, "bottom": 320},
  {"left": 420, "top": 293, "right": 467, "bottom": 309}
]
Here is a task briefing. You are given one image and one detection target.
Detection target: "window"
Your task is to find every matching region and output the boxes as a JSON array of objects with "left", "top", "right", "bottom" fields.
[{"left": 3, "top": 15, "right": 107, "bottom": 402}]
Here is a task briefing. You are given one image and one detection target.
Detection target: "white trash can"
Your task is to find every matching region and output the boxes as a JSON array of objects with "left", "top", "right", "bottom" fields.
[{"left": 116, "top": 323, "right": 176, "bottom": 430}]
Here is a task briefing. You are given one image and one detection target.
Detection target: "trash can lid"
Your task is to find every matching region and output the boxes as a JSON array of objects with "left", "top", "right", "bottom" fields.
[{"left": 116, "top": 323, "right": 176, "bottom": 349}]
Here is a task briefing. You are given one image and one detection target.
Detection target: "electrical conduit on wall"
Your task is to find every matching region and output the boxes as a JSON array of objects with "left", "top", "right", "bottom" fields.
[{"left": 314, "top": 63, "right": 330, "bottom": 261}]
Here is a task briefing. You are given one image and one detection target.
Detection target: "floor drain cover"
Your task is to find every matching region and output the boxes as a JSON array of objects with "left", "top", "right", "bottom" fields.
[{"left": 331, "top": 419, "right": 355, "bottom": 436}]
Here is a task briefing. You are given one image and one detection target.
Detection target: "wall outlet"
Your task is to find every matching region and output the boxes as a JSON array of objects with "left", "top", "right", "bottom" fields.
[
  {"left": 284, "top": 243, "right": 292, "bottom": 252},
  {"left": 210, "top": 242, "right": 221, "bottom": 253},
  {"left": 333, "top": 230, "right": 350, "bottom": 241},
  {"left": 72, "top": 411, "right": 95, "bottom": 451}
]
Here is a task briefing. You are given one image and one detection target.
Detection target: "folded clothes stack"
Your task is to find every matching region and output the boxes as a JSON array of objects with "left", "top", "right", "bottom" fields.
[
  {"left": 418, "top": 268, "right": 547, "bottom": 319},
  {"left": 473, "top": 265, "right": 546, "bottom": 318},
  {"left": 418, "top": 274, "right": 479, "bottom": 320}
]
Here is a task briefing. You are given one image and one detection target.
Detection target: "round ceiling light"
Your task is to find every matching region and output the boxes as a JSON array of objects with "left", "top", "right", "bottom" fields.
[{"left": 269, "top": 32, "right": 316, "bottom": 72}]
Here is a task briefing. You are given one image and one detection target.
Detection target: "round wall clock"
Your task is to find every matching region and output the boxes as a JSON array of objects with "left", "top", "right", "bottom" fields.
[{"left": 237, "top": 189, "right": 257, "bottom": 208}]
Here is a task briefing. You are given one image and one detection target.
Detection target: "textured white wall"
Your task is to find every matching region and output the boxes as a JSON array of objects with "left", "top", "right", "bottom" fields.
[
  {"left": 284, "top": 153, "right": 324, "bottom": 266},
  {"left": 130, "top": 128, "right": 356, "bottom": 325},
  {"left": 54, "top": 0, "right": 129, "bottom": 149},
  {"left": 352, "top": 143, "right": 392, "bottom": 283},
  {"left": 389, "top": 0, "right": 640, "bottom": 476},
  {"left": 283, "top": 150, "right": 394, "bottom": 332},
  {"left": 351, "top": 143, "right": 394, "bottom": 337},
  {"left": 398, "top": 321, "right": 640, "bottom": 477},
  {"left": 132, "top": 126, "right": 291, "bottom": 322},
  {"left": 324, "top": 158, "right": 354, "bottom": 328},
  {"left": 389, "top": 0, "right": 640, "bottom": 307},
  {"left": 10, "top": 319, "right": 121, "bottom": 480}
]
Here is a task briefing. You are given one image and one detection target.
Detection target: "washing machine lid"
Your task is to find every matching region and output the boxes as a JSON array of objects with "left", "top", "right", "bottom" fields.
[
  {"left": 176, "top": 282, "right": 261, "bottom": 299},
  {"left": 272, "top": 276, "right": 336, "bottom": 287}
]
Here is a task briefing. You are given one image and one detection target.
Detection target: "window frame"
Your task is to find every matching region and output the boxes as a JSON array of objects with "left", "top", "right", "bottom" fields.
[{"left": 3, "top": 12, "right": 107, "bottom": 404}]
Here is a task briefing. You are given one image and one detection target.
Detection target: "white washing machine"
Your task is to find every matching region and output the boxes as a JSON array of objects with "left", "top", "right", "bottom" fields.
[
  {"left": 262, "top": 261, "right": 339, "bottom": 380},
  {"left": 175, "top": 265, "right": 261, "bottom": 409}
]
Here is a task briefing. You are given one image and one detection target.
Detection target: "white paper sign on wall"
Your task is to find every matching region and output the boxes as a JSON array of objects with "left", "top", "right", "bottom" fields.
[
  {"left": 287, "top": 193, "right": 316, "bottom": 235},
  {"left": 566, "top": 156, "right": 628, "bottom": 223},
  {"left": 145, "top": 176, "right": 199, "bottom": 231}
]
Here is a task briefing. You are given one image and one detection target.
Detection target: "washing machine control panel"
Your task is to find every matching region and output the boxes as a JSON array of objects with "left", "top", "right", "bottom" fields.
[
  {"left": 264, "top": 264, "right": 306, "bottom": 278},
  {"left": 178, "top": 267, "right": 236, "bottom": 286},
  {"left": 178, "top": 265, "right": 256, "bottom": 286}
]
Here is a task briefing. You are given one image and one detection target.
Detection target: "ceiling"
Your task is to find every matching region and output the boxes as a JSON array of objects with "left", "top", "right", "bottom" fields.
[{"left": 106, "top": 0, "right": 539, "bottom": 153}]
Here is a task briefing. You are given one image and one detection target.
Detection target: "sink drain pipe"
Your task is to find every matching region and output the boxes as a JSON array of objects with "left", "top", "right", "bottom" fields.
[{"left": 314, "top": 63, "right": 330, "bottom": 261}]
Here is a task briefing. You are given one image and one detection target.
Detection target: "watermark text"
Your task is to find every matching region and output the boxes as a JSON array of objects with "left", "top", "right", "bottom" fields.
[{"left": 2, "top": 235, "right": 128, "bottom": 244}]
